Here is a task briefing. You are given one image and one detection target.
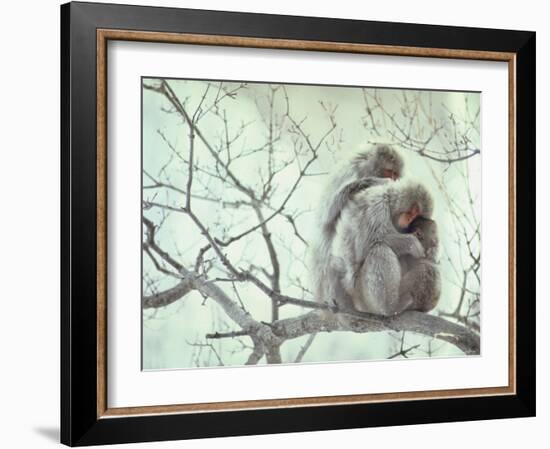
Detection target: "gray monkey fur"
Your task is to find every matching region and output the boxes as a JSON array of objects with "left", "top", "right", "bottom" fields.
[
  {"left": 333, "top": 180, "right": 434, "bottom": 316},
  {"left": 398, "top": 216, "right": 441, "bottom": 313},
  {"left": 311, "top": 144, "right": 404, "bottom": 307},
  {"left": 319, "top": 144, "right": 404, "bottom": 239}
]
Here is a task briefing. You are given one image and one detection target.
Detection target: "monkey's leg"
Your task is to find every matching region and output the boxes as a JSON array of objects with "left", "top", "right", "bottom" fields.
[
  {"left": 331, "top": 275, "right": 361, "bottom": 327},
  {"left": 415, "top": 264, "right": 441, "bottom": 312},
  {"left": 329, "top": 256, "right": 357, "bottom": 311},
  {"left": 315, "top": 258, "right": 356, "bottom": 321},
  {"left": 359, "top": 244, "right": 402, "bottom": 316},
  {"left": 397, "top": 269, "right": 420, "bottom": 313},
  {"left": 399, "top": 263, "right": 441, "bottom": 313}
]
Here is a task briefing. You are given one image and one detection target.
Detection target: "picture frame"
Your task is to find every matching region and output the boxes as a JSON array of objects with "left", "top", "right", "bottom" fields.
[{"left": 60, "top": 1, "right": 535, "bottom": 446}]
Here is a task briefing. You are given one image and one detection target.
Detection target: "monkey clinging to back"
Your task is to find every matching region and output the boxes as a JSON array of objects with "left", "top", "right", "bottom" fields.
[
  {"left": 398, "top": 216, "right": 441, "bottom": 313},
  {"left": 318, "top": 144, "right": 404, "bottom": 239},
  {"left": 311, "top": 144, "right": 405, "bottom": 307}
]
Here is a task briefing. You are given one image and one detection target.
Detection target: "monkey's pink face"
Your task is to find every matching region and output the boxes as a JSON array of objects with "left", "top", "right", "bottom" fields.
[
  {"left": 396, "top": 204, "right": 421, "bottom": 229},
  {"left": 382, "top": 168, "right": 400, "bottom": 180}
]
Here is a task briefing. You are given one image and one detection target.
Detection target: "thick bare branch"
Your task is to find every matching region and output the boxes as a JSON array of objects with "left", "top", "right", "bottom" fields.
[
  {"left": 272, "top": 310, "right": 480, "bottom": 355},
  {"left": 206, "top": 330, "right": 250, "bottom": 339},
  {"left": 143, "top": 280, "right": 194, "bottom": 309}
]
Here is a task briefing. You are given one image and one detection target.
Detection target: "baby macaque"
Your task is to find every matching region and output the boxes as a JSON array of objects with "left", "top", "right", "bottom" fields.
[{"left": 398, "top": 216, "right": 441, "bottom": 313}]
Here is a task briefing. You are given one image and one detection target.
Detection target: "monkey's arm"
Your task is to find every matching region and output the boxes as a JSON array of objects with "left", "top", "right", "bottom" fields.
[
  {"left": 384, "top": 233, "right": 425, "bottom": 258},
  {"left": 344, "top": 176, "right": 390, "bottom": 195},
  {"left": 324, "top": 177, "right": 390, "bottom": 234}
]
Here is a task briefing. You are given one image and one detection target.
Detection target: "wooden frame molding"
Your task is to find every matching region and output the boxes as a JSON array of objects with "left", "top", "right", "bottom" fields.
[{"left": 96, "top": 28, "right": 517, "bottom": 419}]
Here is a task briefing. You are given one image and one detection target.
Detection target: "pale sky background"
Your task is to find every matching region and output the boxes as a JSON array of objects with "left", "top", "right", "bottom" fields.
[{"left": 142, "top": 78, "right": 481, "bottom": 370}]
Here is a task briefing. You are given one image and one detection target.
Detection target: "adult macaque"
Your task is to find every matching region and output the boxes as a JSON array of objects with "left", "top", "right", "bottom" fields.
[
  {"left": 311, "top": 144, "right": 404, "bottom": 306},
  {"left": 334, "top": 180, "right": 433, "bottom": 316},
  {"left": 398, "top": 216, "right": 441, "bottom": 312},
  {"left": 319, "top": 144, "right": 404, "bottom": 238}
]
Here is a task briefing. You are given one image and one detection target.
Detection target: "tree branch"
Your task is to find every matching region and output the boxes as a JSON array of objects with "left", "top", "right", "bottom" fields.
[
  {"left": 271, "top": 310, "right": 480, "bottom": 356},
  {"left": 143, "top": 280, "right": 194, "bottom": 309}
]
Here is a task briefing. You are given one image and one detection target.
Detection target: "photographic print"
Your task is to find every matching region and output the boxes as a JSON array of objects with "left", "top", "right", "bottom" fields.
[
  {"left": 62, "top": 7, "right": 534, "bottom": 444},
  {"left": 141, "top": 78, "right": 481, "bottom": 370}
]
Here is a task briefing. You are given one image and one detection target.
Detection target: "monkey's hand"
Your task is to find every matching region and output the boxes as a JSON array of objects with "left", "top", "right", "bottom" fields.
[
  {"left": 347, "top": 177, "right": 389, "bottom": 196},
  {"left": 408, "top": 236, "right": 426, "bottom": 259},
  {"left": 424, "top": 247, "right": 439, "bottom": 262},
  {"left": 384, "top": 233, "right": 425, "bottom": 259}
]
